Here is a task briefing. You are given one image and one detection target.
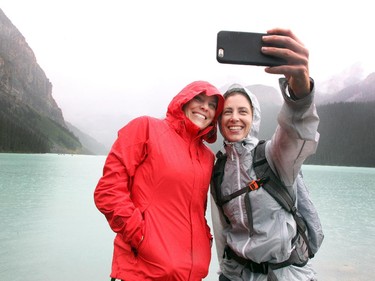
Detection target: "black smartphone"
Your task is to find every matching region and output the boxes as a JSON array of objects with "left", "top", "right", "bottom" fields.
[{"left": 216, "top": 30, "right": 286, "bottom": 67}]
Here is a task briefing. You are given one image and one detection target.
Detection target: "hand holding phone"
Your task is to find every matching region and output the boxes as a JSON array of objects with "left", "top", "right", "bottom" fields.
[{"left": 216, "top": 30, "right": 287, "bottom": 67}]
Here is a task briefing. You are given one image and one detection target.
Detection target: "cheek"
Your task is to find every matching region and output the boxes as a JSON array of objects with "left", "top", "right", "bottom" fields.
[
  {"left": 247, "top": 118, "right": 253, "bottom": 132},
  {"left": 219, "top": 120, "right": 225, "bottom": 132},
  {"left": 182, "top": 106, "right": 189, "bottom": 117},
  {"left": 220, "top": 117, "right": 227, "bottom": 127},
  {"left": 219, "top": 120, "right": 230, "bottom": 136}
]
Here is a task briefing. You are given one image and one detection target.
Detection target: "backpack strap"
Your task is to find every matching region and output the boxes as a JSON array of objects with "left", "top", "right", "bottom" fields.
[
  {"left": 211, "top": 150, "right": 227, "bottom": 207},
  {"left": 253, "top": 140, "right": 314, "bottom": 259},
  {"left": 253, "top": 140, "right": 296, "bottom": 211}
]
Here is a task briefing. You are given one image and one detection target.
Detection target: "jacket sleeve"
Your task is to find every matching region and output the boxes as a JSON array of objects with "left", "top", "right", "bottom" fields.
[
  {"left": 267, "top": 78, "right": 320, "bottom": 186},
  {"left": 94, "top": 117, "right": 148, "bottom": 249}
]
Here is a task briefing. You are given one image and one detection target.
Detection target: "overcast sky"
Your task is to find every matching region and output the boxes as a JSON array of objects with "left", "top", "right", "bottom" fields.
[{"left": 2, "top": 0, "right": 374, "bottom": 147}]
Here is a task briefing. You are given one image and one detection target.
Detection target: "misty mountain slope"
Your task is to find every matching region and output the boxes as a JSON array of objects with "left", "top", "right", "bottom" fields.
[
  {"left": 0, "top": 8, "right": 95, "bottom": 154},
  {"left": 66, "top": 122, "right": 109, "bottom": 155},
  {"left": 316, "top": 71, "right": 375, "bottom": 104},
  {"left": 0, "top": 95, "right": 83, "bottom": 153}
]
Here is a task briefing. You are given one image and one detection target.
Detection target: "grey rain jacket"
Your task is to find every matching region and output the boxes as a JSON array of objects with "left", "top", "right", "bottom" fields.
[{"left": 211, "top": 78, "right": 320, "bottom": 281}]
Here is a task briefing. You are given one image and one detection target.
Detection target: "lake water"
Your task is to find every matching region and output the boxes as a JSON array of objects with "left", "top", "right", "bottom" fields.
[{"left": 0, "top": 153, "right": 374, "bottom": 281}]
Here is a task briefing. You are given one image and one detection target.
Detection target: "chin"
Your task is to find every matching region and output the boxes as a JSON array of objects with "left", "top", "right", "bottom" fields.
[
  {"left": 197, "top": 123, "right": 209, "bottom": 130},
  {"left": 228, "top": 135, "right": 244, "bottom": 142}
]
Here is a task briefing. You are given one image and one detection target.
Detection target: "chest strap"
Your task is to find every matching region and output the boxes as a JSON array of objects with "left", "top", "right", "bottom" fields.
[{"left": 220, "top": 177, "right": 268, "bottom": 205}]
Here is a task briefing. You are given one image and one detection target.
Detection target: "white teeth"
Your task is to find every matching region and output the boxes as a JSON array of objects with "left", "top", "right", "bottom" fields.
[
  {"left": 194, "top": 113, "right": 206, "bottom": 120},
  {"left": 229, "top": 126, "right": 242, "bottom": 130}
]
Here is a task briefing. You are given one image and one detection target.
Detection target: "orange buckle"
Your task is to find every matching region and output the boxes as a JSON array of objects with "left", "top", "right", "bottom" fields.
[{"left": 248, "top": 180, "right": 261, "bottom": 191}]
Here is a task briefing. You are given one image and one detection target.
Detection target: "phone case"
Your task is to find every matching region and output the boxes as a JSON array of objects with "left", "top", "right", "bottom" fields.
[{"left": 216, "top": 30, "right": 286, "bottom": 67}]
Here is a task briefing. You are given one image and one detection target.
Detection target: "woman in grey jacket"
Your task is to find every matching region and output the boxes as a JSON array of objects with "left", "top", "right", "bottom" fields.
[{"left": 211, "top": 28, "right": 320, "bottom": 281}]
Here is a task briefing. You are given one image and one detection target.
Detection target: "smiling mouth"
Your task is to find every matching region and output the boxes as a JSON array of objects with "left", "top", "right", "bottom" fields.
[
  {"left": 193, "top": 112, "right": 207, "bottom": 120},
  {"left": 228, "top": 126, "right": 242, "bottom": 131}
]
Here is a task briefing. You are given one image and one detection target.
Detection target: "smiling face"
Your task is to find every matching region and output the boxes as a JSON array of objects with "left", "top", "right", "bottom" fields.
[
  {"left": 220, "top": 92, "right": 253, "bottom": 142},
  {"left": 183, "top": 93, "right": 218, "bottom": 130}
]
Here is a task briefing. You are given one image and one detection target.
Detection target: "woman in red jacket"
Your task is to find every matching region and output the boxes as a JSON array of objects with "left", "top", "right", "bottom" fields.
[{"left": 94, "top": 81, "right": 224, "bottom": 281}]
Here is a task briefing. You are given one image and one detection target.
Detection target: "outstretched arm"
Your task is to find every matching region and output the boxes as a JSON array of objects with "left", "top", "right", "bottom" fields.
[{"left": 262, "top": 28, "right": 319, "bottom": 185}]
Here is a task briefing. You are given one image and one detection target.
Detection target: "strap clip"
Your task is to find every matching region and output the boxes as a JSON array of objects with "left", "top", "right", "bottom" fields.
[{"left": 248, "top": 178, "right": 264, "bottom": 191}]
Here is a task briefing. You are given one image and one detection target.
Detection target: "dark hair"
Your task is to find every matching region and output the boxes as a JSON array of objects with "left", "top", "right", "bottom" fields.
[{"left": 223, "top": 87, "right": 253, "bottom": 108}]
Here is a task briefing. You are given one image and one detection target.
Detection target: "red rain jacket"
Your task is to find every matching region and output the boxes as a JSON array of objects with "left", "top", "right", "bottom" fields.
[{"left": 94, "top": 81, "right": 224, "bottom": 281}]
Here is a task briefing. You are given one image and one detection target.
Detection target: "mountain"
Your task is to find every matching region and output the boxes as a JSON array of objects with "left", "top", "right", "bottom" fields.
[
  {"left": 66, "top": 122, "right": 108, "bottom": 155},
  {"left": 315, "top": 62, "right": 365, "bottom": 102},
  {"left": 0, "top": 9, "right": 96, "bottom": 154},
  {"left": 316, "top": 72, "right": 375, "bottom": 104}
]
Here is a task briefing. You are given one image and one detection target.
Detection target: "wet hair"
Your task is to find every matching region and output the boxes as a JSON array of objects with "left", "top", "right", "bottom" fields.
[
  {"left": 223, "top": 87, "right": 253, "bottom": 109},
  {"left": 211, "top": 95, "right": 219, "bottom": 110}
]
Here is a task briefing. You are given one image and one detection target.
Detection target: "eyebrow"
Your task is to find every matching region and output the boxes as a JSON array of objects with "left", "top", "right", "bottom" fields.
[
  {"left": 238, "top": 106, "right": 251, "bottom": 111},
  {"left": 224, "top": 106, "right": 250, "bottom": 110}
]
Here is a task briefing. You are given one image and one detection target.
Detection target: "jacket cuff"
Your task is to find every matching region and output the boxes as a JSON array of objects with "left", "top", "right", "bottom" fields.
[
  {"left": 279, "top": 77, "right": 315, "bottom": 101},
  {"left": 123, "top": 208, "right": 144, "bottom": 249},
  {"left": 132, "top": 229, "right": 144, "bottom": 249}
]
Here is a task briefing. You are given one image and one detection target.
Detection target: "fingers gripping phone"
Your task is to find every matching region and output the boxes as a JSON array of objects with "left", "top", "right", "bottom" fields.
[{"left": 216, "top": 30, "right": 286, "bottom": 67}]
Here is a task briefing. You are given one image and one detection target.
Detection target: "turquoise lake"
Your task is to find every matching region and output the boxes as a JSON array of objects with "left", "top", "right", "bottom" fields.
[{"left": 0, "top": 153, "right": 374, "bottom": 281}]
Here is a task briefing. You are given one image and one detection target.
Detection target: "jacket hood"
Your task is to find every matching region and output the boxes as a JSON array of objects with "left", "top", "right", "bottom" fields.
[
  {"left": 220, "top": 83, "right": 261, "bottom": 150},
  {"left": 166, "top": 81, "right": 224, "bottom": 143}
]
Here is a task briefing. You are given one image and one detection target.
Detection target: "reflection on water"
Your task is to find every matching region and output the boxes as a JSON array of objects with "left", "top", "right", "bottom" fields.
[{"left": 0, "top": 154, "right": 374, "bottom": 281}]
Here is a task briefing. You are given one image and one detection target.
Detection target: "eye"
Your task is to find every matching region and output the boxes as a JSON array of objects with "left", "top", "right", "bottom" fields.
[
  {"left": 194, "top": 95, "right": 203, "bottom": 102},
  {"left": 209, "top": 102, "right": 217, "bottom": 110},
  {"left": 239, "top": 107, "right": 251, "bottom": 115}
]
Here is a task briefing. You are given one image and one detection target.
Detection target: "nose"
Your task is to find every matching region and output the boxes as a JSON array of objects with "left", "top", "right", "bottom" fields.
[
  {"left": 230, "top": 113, "right": 240, "bottom": 122},
  {"left": 200, "top": 102, "right": 209, "bottom": 111}
]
